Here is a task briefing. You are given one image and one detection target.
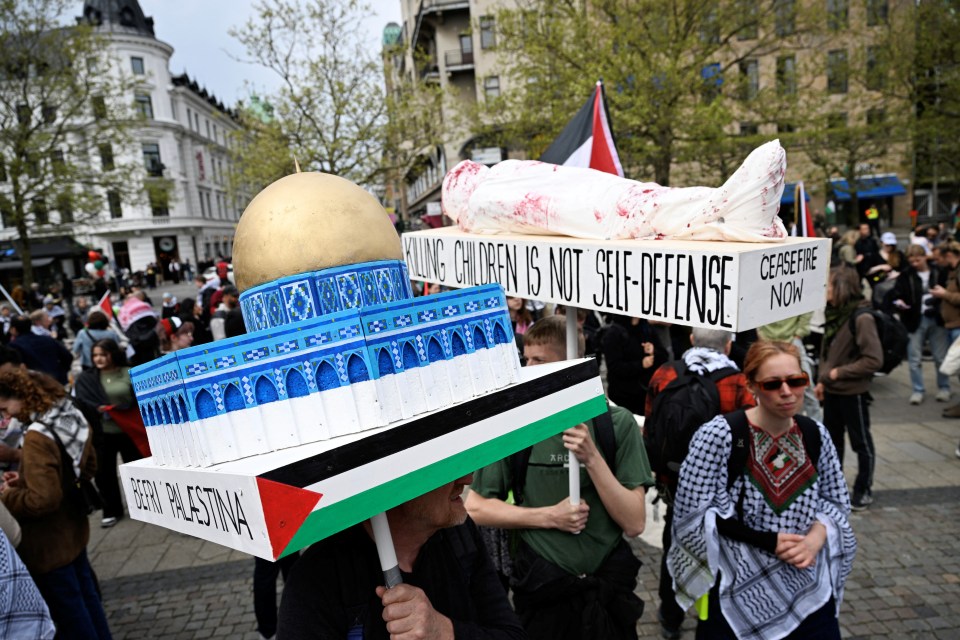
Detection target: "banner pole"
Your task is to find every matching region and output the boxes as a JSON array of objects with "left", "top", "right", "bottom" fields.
[
  {"left": 565, "top": 310, "right": 581, "bottom": 506},
  {"left": 0, "top": 283, "right": 24, "bottom": 315},
  {"left": 370, "top": 512, "right": 403, "bottom": 588}
]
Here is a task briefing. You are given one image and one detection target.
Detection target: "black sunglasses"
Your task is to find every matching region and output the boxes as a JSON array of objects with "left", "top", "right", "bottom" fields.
[{"left": 757, "top": 374, "right": 809, "bottom": 391}]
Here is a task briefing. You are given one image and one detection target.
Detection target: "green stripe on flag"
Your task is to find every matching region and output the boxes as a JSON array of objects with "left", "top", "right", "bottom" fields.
[{"left": 279, "top": 394, "right": 606, "bottom": 557}]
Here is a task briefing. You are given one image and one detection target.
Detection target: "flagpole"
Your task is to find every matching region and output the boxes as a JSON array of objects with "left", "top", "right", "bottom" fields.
[{"left": 566, "top": 311, "right": 581, "bottom": 507}]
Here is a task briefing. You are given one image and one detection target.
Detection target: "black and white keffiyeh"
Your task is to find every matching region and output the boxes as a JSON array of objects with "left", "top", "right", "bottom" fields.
[
  {"left": 22, "top": 399, "right": 90, "bottom": 477},
  {"left": 667, "top": 415, "right": 856, "bottom": 640},
  {"left": 682, "top": 347, "right": 739, "bottom": 374}
]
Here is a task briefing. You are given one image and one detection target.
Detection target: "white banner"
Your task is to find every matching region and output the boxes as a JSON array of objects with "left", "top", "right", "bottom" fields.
[{"left": 402, "top": 229, "right": 829, "bottom": 331}]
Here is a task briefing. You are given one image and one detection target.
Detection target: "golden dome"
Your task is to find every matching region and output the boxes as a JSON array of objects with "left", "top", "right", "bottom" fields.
[{"left": 232, "top": 172, "right": 402, "bottom": 292}]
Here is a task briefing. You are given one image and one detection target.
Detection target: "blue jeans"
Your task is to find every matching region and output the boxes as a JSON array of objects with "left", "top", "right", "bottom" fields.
[
  {"left": 33, "top": 550, "right": 112, "bottom": 640},
  {"left": 908, "top": 316, "right": 950, "bottom": 393}
]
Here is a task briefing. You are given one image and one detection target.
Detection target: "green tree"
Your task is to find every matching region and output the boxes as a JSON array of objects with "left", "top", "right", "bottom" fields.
[
  {"left": 473, "top": 0, "right": 822, "bottom": 185},
  {"left": 0, "top": 0, "right": 141, "bottom": 286}
]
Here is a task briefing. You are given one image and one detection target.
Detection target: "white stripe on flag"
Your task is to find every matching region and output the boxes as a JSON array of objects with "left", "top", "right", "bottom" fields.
[{"left": 561, "top": 136, "right": 594, "bottom": 169}]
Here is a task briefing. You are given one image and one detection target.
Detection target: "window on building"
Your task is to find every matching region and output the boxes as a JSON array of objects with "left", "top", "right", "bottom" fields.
[
  {"left": 50, "top": 149, "right": 65, "bottom": 175},
  {"left": 480, "top": 16, "right": 496, "bottom": 49},
  {"left": 827, "top": 0, "right": 848, "bottom": 30},
  {"left": 205, "top": 192, "right": 213, "bottom": 217},
  {"left": 199, "top": 189, "right": 207, "bottom": 216},
  {"left": 25, "top": 154, "right": 39, "bottom": 179},
  {"left": 41, "top": 104, "right": 56, "bottom": 125},
  {"left": 216, "top": 193, "right": 223, "bottom": 217},
  {"left": 866, "top": 108, "right": 886, "bottom": 127},
  {"left": 142, "top": 143, "right": 163, "bottom": 177},
  {"left": 205, "top": 120, "right": 211, "bottom": 139},
  {"left": 700, "top": 7, "right": 719, "bottom": 44},
  {"left": 827, "top": 50, "right": 848, "bottom": 94},
  {"left": 56, "top": 193, "right": 73, "bottom": 224},
  {"left": 777, "top": 121, "right": 796, "bottom": 134},
  {"left": 149, "top": 189, "right": 169, "bottom": 216},
  {"left": 99, "top": 143, "right": 115, "bottom": 171},
  {"left": 701, "top": 63, "right": 723, "bottom": 103},
  {"left": 194, "top": 112, "right": 200, "bottom": 131},
  {"left": 776, "top": 55, "right": 796, "bottom": 96},
  {"left": 131, "top": 56, "right": 145, "bottom": 75},
  {"left": 170, "top": 97, "right": 177, "bottom": 120},
  {"left": 186, "top": 107, "right": 192, "bottom": 130},
  {"left": 740, "top": 122, "right": 759, "bottom": 137},
  {"left": 484, "top": 76, "right": 500, "bottom": 99},
  {"left": 739, "top": 59, "right": 759, "bottom": 100},
  {"left": 16, "top": 103, "right": 30, "bottom": 126},
  {"left": 107, "top": 191, "right": 122, "bottom": 218},
  {"left": 737, "top": 0, "right": 758, "bottom": 40},
  {"left": 866, "top": 0, "right": 888, "bottom": 26},
  {"left": 0, "top": 196, "right": 12, "bottom": 228},
  {"left": 135, "top": 93, "right": 153, "bottom": 119},
  {"left": 866, "top": 46, "right": 884, "bottom": 91},
  {"left": 0, "top": 155, "right": 6, "bottom": 182},
  {"left": 775, "top": 0, "right": 796, "bottom": 36},
  {"left": 32, "top": 197, "right": 48, "bottom": 225},
  {"left": 213, "top": 124, "right": 218, "bottom": 142},
  {"left": 827, "top": 112, "right": 847, "bottom": 130},
  {"left": 92, "top": 96, "right": 107, "bottom": 119}
]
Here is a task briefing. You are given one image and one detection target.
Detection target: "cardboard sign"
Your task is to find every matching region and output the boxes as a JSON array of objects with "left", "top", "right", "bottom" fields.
[
  {"left": 121, "top": 358, "right": 606, "bottom": 560},
  {"left": 402, "top": 229, "right": 830, "bottom": 331}
]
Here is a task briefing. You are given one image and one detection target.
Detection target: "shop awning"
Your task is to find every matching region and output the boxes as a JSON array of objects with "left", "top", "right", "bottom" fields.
[
  {"left": 830, "top": 175, "right": 907, "bottom": 201},
  {"left": 781, "top": 183, "right": 811, "bottom": 205},
  {"left": 0, "top": 235, "right": 88, "bottom": 260},
  {"left": 0, "top": 258, "right": 55, "bottom": 271}
]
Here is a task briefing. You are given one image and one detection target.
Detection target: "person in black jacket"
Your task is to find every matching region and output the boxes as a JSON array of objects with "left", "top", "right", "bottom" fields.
[
  {"left": 889, "top": 244, "right": 951, "bottom": 405},
  {"left": 7, "top": 316, "right": 71, "bottom": 385},
  {"left": 601, "top": 314, "right": 668, "bottom": 415}
]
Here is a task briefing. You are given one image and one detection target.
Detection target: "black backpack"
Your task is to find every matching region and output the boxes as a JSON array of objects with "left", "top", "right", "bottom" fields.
[
  {"left": 645, "top": 361, "right": 737, "bottom": 491},
  {"left": 510, "top": 409, "right": 617, "bottom": 505},
  {"left": 849, "top": 307, "right": 908, "bottom": 374}
]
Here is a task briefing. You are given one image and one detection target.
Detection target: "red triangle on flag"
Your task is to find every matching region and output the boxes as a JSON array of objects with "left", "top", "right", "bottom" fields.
[
  {"left": 589, "top": 84, "right": 623, "bottom": 177},
  {"left": 98, "top": 291, "right": 113, "bottom": 320},
  {"left": 256, "top": 477, "right": 323, "bottom": 559}
]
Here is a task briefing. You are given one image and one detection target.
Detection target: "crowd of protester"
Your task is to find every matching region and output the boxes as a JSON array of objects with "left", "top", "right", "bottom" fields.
[{"left": 0, "top": 220, "right": 958, "bottom": 639}]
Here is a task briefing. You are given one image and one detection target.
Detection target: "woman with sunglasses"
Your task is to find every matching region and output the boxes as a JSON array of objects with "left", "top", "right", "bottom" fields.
[{"left": 668, "top": 340, "right": 855, "bottom": 640}]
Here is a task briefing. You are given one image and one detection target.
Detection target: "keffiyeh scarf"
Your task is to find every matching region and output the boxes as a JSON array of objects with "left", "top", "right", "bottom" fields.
[
  {"left": 667, "top": 415, "right": 857, "bottom": 640},
  {"left": 23, "top": 399, "right": 90, "bottom": 477}
]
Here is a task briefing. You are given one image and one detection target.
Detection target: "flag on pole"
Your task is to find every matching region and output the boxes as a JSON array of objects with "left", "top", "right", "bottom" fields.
[
  {"left": 539, "top": 81, "right": 624, "bottom": 177},
  {"left": 792, "top": 181, "right": 816, "bottom": 237},
  {"left": 98, "top": 290, "right": 114, "bottom": 320}
]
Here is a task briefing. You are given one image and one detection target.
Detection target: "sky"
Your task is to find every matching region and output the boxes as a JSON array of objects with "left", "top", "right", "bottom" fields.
[{"left": 136, "top": 0, "right": 402, "bottom": 105}]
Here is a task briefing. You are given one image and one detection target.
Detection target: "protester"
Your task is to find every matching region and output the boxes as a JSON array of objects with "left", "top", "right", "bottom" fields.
[
  {"left": 0, "top": 369, "right": 111, "bottom": 639},
  {"left": 930, "top": 241, "right": 960, "bottom": 418},
  {"left": 668, "top": 340, "right": 856, "bottom": 639},
  {"left": 178, "top": 297, "right": 212, "bottom": 346},
  {"left": 160, "top": 292, "right": 179, "bottom": 319},
  {"left": 71, "top": 310, "right": 121, "bottom": 372},
  {"left": 644, "top": 328, "right": 755, "bottom": 639},
  {"left": 278, "top": 474, "right": 525, "bottom": 639},
  {"left": 467, "top": 315, "right": 652, "bottom": 640},
  {"left": 601, "top": 314, "right": 667, "bottom": 415},
  {"left": 816, "top": 266, "right": 882, "bottom": 510},
  {"left": 210, "top": 285, "right": 239, "bottom": 341},
  {"left": 758, "top": 313, "right": 822, "bottom": 421},
  {"left": 8, "top": 315, "right": 72, "bottom": 385},
  {"left": 118, "top": 296, "right": 160, "bottom": 367},
  {"left": 0, "top": 527, "right": 55, "bottom": 639},
  {"left": 73, "top": 339, "right": 145, "bottom": 529},
  {"left": 507, "top": 296, "right": 533, "bottom": 335},
  {"left": 158, "top": 317, "right": 194, "bottom": 353},
  {"left": 889, "top": 244, "right": 951, "bottom": 405},
  {"left": 30, "top": 309, "right": 56, "bottom": 339}
]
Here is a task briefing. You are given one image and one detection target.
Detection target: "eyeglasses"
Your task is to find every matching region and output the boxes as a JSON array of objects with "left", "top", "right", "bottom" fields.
[{"left": 757, "top": 374, "right": 809, "bottom": 391}]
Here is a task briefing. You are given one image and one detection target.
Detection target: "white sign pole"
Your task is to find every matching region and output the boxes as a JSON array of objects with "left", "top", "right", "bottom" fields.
[
  {"left": 0, "top": 283, "right": 24, "bottom": 315},
  {"left": 566, "top": 310, "right": 581, "bottom": 506},
  {"left": 370, "top": 512, "right": 403, "bottom": 588}
]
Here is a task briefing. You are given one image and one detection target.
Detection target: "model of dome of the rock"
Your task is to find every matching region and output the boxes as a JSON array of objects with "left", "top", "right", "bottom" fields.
[{"left": 130, "top": 171, "right": 520, "bottom": 469}]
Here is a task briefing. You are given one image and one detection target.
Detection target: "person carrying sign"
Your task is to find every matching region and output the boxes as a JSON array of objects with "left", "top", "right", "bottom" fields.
[
  {"left": 277, "top": 474, "right": 524, "bottom": 640},
  {"left": 466, "top": 315, "right": 653, "bottom": 640}
]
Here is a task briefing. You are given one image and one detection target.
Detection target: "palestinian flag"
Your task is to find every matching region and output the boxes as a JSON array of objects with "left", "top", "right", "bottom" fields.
[
  {"left": 792, "top": 181, "right": 816, "bottom": 237},
  {"left": 540, "top": 81, "right": 624, "bottom": 177},
  {"left": 98, "top": 290, "right": 113, "bottom": 320}
]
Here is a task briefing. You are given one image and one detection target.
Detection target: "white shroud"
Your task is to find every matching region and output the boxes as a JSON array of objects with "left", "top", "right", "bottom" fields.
[{"left": 442, "top": 139, "right": 788, "bottom": 243}]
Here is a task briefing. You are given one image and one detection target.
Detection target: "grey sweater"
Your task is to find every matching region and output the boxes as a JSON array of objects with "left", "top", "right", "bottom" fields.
[{"left": 819, "top": 302, "right": 883, "bottom": 396}]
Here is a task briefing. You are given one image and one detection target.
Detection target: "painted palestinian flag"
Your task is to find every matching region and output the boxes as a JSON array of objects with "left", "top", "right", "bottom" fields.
[
  {"left": 792, "top": 181, "right": 816, "bottom": 238},
  {"left": 120, "top": 358, "right": 606, "bottom": 560},
  {"left": 539, "top": 81, "right": 624, "bottom": 177}
]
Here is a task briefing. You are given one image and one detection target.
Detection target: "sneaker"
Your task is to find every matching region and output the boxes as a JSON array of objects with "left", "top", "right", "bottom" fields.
[
  {"left": 851, "top": 492, "right": 874, "bottom": 511},
  {"left": 943, "top": 403, "right": 960, "bottom": 418},
  {"left": 100, "top": 517, "right": 118, "bottom": 529},
  {"left": 909, "top": 392, "right": 924, "bottom": 405},
  {"left": 658, "top": 611, "right": 682, "bottom": 640},
  {"left": 937, "top": 389, "right": 952, "bottom": 402}
]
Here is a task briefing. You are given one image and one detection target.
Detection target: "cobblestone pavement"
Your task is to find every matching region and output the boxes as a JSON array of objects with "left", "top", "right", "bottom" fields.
[{"left": 92, "top": 357, "right": 960, "bottom": 638}]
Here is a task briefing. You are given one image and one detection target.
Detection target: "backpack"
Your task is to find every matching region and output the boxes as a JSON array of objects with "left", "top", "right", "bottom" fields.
[
  {"left": 724, "top": 409, "right": 821, "bottom": 520},
  {"left": 644, "top": 361, "right": 737, "bottom": 492},
  {"left": 849, "top": 307, "right": 908, "bottom": 374},
  {"left": 510, "top": 408, "right": 617, "bottom": 505}
]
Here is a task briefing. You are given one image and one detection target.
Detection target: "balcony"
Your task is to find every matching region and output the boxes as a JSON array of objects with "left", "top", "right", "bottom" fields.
[
  {"left": 412, "top": 0, "right": 472, "bottom": 50},
  {"left": 444, "top": 49, "right": 474, "bottom": 72}
]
